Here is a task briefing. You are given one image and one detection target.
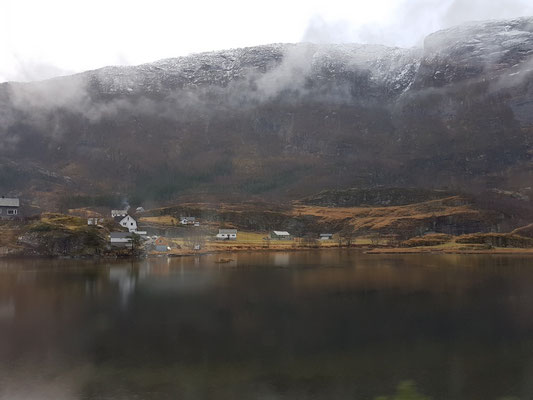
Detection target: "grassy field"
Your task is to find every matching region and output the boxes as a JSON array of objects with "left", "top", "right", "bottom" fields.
[
  {"left": 40, "top": 213, "right": 87, "bottom": 230},
  {"left": 139, "top": 215, "right": 179, "bottom": 226}
]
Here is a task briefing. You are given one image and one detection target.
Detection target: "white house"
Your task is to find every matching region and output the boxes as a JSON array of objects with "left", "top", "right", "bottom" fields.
[
  {"left": 216, "top": 229, "right": 237, "bottom": 240},
  {"left": 113, "top": 214, "right": 147, "bottom": 235},
  {"left": 320, "top": 233, "right": 333, "bottom": 240},
  {"left": 116, "top": 215, "right": 138, "bottom": 232}
]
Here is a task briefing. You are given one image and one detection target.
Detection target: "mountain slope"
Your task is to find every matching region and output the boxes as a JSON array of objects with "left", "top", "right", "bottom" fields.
[{"left": 1, "top": 17, "right": 532, "bottom": 209}]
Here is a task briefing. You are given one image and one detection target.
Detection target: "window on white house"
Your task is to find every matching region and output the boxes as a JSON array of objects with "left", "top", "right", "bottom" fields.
[{"left": 7, "top": 209, "right": 16, "bottom": 215}]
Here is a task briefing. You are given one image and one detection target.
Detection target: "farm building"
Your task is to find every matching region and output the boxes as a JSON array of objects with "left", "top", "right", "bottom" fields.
[
  {"left": 320, "top": 234, "right": 333, "bottom": 240},
  {"left": 0, "top": 197, "right": 20, "bottom": 219},
  {"left": 271, "top": 231, "right": 292, "bottom": 240},
  {"left": 216, "top": 229, "right": 237, "bottom": 240}
]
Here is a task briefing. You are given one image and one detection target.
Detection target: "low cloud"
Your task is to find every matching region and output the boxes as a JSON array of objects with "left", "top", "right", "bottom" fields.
[
  {"left": 302, "top": 0, "right": 533, "bottom": 48},
  {"left": 0, "top": 53, "right": 75, "bottom": 84},
  {"left": 254, "top": 44, "right": 316, "bottom": 100}
]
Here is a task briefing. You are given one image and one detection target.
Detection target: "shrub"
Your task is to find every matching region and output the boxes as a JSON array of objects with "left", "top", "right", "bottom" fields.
[{"left": 456, "top": 233, "right": 533, "bottom": 248}]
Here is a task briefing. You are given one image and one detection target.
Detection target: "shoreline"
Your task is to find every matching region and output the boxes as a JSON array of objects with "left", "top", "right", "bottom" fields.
[
  {"left": 3, "top": 244, "right": 533, "bottom": 261},
  {"left": 138, "top": 245, "right": 533, "bottom": 259},
  {"left": 365, "top": 247, "right": 533, "bottom": 255}
]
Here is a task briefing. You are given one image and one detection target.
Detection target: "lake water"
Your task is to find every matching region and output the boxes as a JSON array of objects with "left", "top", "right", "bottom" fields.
[{"left": 1, "top": 251, "right": 533, "bottom": 400}]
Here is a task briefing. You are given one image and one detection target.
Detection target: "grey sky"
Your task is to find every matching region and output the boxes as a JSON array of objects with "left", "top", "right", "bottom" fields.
[{"left": 1, "top": 0, "right": 532, "bottom": 83}]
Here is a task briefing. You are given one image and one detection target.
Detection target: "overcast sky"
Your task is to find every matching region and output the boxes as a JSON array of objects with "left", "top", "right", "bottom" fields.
[{"left": 1, "top": 0, "right": 533, "bottom": 83}]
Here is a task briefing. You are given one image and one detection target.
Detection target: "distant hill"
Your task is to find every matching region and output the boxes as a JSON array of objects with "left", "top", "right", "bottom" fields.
[{"left": 0, "top": 17, "right": 532, "bottom": 212}]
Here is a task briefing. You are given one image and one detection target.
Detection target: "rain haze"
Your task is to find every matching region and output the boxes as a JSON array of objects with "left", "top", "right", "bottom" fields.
[{"left": 2, "top": 0, "right": 533, "bottom": 82}]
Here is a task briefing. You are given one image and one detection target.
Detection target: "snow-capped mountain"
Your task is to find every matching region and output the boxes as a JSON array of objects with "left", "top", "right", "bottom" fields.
[{"left": 0, "top": 17, "right": 532, "bottom": 207}]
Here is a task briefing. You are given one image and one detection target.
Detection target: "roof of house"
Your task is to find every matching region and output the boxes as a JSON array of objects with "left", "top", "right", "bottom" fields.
[
  {"left": 110, "top": 232, "right": 133, "bottom": 239},
  {"left": 0, "top": 197, "right": 19, "bottom": 207},
  {"left": 273, "top": 231, "right": 290, "bottom": 236},
  {"left": 320, "top": 233, "right": 333, "bottom": 236},
  {"left": 219, "top": 229, "right": 237, "bottom": 234},
  {"left": 114, "top": 215, "right": 135, "bottom": 222},
  {"left": 180, "top": 216, "right": 196, "bottom": 221}
]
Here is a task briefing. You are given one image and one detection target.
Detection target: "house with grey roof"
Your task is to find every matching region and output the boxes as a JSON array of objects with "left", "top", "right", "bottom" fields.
[{"left": 0, "top": 197, "right": 20, "bottom": 220}]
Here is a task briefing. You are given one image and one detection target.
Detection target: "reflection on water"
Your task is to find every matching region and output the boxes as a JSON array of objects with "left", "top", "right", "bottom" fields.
[{"left": 0, "top": 252, "right": 533, "bottom": 399}]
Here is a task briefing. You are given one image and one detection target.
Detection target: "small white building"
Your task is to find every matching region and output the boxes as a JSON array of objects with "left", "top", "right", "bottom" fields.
[
  {"left": 216, "top": 229, "right": 237, "bottom": 240},
  {"left": 271, "top": 231, "right": 292, "bottom": 240},
  {"left": 320, "top": 233, "right": 333, "bottom": 240}
]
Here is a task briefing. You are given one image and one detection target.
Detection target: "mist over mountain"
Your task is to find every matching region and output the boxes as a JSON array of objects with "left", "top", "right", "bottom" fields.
[{"left": 1, "top": 17, "right": 533, "bottom": 209}]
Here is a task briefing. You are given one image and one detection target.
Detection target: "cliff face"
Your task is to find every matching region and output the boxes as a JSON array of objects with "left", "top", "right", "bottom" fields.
[{"left": 0, "top": 18, "right": 532, "bottom": 207}]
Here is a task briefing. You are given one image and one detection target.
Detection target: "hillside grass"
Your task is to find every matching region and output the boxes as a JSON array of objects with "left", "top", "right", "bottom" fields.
[
  {"left": 39, "top": 213, "right": 87, "bottom": 231},
  {"left": 292, "top": 197, "right": 481, "bottom": 232},
  {"left": 140, "top": 215, "right": 179, "bottom": 226}
]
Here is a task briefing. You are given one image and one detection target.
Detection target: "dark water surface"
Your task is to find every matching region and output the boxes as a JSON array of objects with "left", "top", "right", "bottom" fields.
[{"left": 1, "top": 251, "right": 533, "bottom": 399}]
